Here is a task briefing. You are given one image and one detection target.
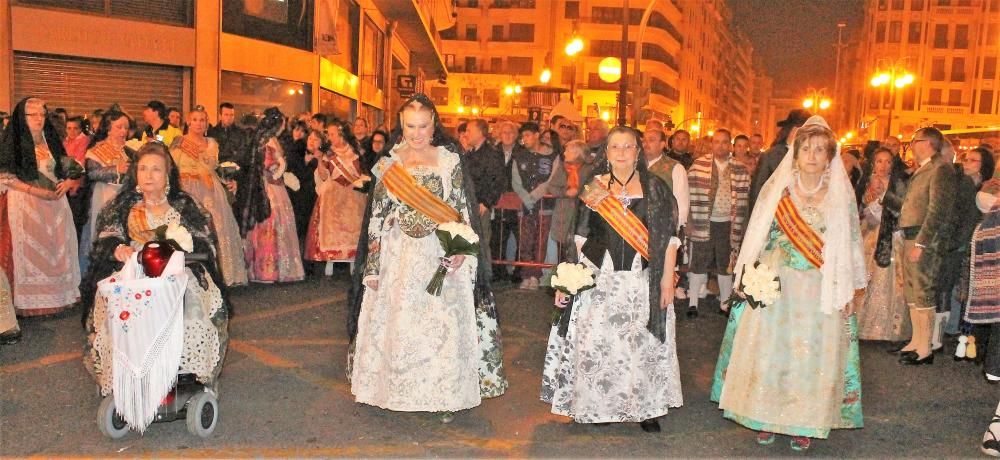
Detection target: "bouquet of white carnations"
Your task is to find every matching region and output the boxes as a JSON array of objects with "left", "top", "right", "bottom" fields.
[
  {"left": 550, "top": 262, "right": 596, "bottom": 297},
  {"left": 426, "top": 221, "right": 480, "bottom": 296},
  {"left": 732, "top": 261, "right": 781, "bottom": 309}
]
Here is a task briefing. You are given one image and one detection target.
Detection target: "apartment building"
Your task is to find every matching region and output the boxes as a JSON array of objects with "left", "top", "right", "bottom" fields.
[
  {"left": 0, "top": 0, "right": 453, "bottom": 127},
  {"left": 858, "top": 0, "right": 1000, "bottom": 139}
]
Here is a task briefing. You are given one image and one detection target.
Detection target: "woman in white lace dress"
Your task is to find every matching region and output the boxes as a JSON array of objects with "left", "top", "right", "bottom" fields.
[
  {"left": 541, "top": 127, "right": 683, "bottom": 433},
  {"left": 347, "top": 94, "right": 506, "bottom": 422}
]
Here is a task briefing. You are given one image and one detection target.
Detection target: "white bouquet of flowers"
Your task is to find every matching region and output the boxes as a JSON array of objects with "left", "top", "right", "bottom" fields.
[
  {"left": 154, "top": 223, "right": 194, "bottom": 252},
  {"left": 732, "top": 261, "right": 781, "bottom": 309},
  {"left": 216, "top": 161, "right": 241, "bottom": 182},
  {"left": 282, "top": 172, "right": 301, "bottom": 191},
  {"left": 426, "top": 221, "right": 480, "bottom": 296},
  {"left": 550, "top": 262, "right": 596, "bottom": 296}
]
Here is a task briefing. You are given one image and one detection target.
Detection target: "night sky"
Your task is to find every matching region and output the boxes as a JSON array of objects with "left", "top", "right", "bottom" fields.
[{"left": 728, "top": 0, "right": 866, "bottom": 95}]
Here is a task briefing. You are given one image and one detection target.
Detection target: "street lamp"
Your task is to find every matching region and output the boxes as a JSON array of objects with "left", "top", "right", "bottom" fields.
[
  {"left": 802, "top": 88, "right": 832, "bottom": 111},
  {"left": 539, "top": 68, "right": 552, "bottom": 84},
  {"left": 565, "top": 35, "right": 584, "bottom": 103},
  {"left": 870, "top": 61, "right": 915, "bottom": 138}
]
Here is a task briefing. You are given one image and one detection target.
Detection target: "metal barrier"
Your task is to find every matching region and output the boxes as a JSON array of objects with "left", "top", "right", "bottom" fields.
[{"left": 490, "top": 192, "right": 563, "bottom": 269}]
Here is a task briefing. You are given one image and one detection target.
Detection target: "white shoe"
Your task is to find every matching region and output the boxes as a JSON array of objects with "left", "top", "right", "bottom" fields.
[{"left": 983, "top": 416, "right": 1000, "bottom": 457}]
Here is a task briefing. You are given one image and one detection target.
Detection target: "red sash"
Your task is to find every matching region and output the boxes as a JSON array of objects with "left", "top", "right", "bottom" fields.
[
  {"left": 775, "top": 194, "right": 824, "bottom": 268},
  {"left": 380, "top": 162, "right": 461, "bottom": 225},
  {"left": 329, "top": 156, "right": 361, "bottom": 188},
  {"left": 581, "top": 183, "right": 649, "bottom": 260}
]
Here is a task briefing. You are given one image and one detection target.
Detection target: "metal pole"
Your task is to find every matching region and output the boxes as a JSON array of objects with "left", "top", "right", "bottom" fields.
[
  {"left": 570, "top": 58, "right": 576, "bottom": 103},
  {"left": 618, "top": 0, "right": 629, "bottom": 127},
  {"left": 834, "top": 22, "right": 846, "bottom": 129},
  {"left": 632, "top": 0, "right": 658, "bottom": 127},
  {"left": 885, "top": 82, "right": 895, "bottom": 139}
]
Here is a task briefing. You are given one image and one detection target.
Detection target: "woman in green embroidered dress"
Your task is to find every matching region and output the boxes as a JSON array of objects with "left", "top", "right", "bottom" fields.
[{"left": 711, "top": 117, "right": 867, "bottom": 451}]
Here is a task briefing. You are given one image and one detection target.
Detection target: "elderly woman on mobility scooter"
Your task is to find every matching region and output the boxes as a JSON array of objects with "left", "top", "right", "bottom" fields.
[{"left": 81, "top": 142, "right": 230, "bottom": 438}]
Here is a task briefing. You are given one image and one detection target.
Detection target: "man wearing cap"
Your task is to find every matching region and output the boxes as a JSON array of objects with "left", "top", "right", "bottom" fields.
[{"left": 748, "top": 109, "right": 811, "bottom": 210}]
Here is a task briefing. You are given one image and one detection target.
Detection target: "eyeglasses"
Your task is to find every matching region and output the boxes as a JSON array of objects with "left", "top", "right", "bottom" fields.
[
  {"left": 25, "top": 112, "right": 47, "bottom": 119},
  {"left": 557, "top": 124, "right": 577, "bottom": 131},
  {"left": 607, "top": 144, "right": 638, "bottom": 153}
]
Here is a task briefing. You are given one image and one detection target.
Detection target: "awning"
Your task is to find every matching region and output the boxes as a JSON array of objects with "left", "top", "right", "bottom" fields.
[{"left": 372, "top": 0, "right": 451, "bottom": 77}]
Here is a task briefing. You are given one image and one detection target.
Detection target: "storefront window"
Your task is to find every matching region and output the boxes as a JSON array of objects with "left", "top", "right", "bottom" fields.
[
  {"left": 320, "top": 88, "right": 354, "bottom": 120},
  {"left": 220, "top": 71, "right": 311, "bottom": 123},
  {"left": 222, "top": 0, "right": 313, "bottom": 51}
]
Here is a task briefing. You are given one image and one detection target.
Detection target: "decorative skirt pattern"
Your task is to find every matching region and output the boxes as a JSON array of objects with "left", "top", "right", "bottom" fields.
[
  {"left": 541, "top": 253, "right": 683, "bottom": 423},
  {"left": 245, "top": 182, "right": 305, "bottom": 283},
  {"left": 178, "top": 174, "right": 248, "bottom": 287},
  {"left": 7, "top": 190, "right": 80, "bottom": 315}
]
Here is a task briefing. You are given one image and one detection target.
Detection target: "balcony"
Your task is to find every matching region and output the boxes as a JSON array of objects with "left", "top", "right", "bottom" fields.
[
  {"left": 370, "top": 0, "right": 454, "bottom": 75},
  {"left": 489, "top": 0, "right": 536, "bottom": 8}
]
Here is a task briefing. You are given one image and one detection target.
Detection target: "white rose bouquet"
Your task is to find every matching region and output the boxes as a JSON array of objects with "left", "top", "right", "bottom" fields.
[
  {"left": 426, "top": 221, "right": 480, "bottom": 296},
  {"left": 153, "top": 223, "right": 194, "bottom": 252},
  {"left": 216, "top": 161, "right": 241, "bottom": 182},
  {"left": 550, "top": 262, "right": 596, "bottom": 296},
  {"left": 731, "top": 261, "right": 781, "bottom": 309}
]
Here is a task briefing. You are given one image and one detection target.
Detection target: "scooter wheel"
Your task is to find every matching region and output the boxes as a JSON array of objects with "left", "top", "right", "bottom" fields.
[
  {"left": 97, "top": 396, "right": 129, "bottom": 439},
  {"left": 186, "top": 391, "right": 218, "bottom": 437}
]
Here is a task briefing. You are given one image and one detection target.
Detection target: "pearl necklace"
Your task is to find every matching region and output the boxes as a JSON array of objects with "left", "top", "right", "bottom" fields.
[
  {"left": 143, "top": 194, "right": 168, "bottom": 206},
  {"left": 796, "top": 174, "right": 825, "bottom": 197}
]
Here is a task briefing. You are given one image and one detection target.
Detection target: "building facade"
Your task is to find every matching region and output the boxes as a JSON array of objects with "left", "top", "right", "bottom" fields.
[
  {"left": 675, "top": 0, "right": 755, "bottom": 136},
  {"left": 425, "top": 0, "right": 756, "bottom": 134},
  {"left": 857, "top": 0, "right": 1000, "bottom": 140},
  {"left": 0, "top": 0, "right": 453, "bottom": 128}
]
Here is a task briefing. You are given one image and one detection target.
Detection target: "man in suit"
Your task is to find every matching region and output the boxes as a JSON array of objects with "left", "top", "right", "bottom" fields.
[{"left": 896, "top": 127, "right": 957, "bottom": 365}]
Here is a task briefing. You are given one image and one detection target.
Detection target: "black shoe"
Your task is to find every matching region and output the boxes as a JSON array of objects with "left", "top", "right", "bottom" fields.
[
  {"left": 639, "top": 419, "right": 661, "bottom": 433},
  {"left": 899, "top": 352, "right": 934, "bottom": 365},
  {"left": 0, "top": 329, "right": 21, "bottom": 345},
  {"left": 932, "top": 346, "right": 945, "bottom": 355},
  {"left": 886, "top": 341, "right": 908, "bottom": 354},
  {"left": 686, "top": 306, "right": 699, "bottom": 318}
]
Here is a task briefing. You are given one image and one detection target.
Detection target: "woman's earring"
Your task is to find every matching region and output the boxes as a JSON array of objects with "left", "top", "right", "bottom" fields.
[
  {"left": 135, "top": 185, "right": 141, "bottom": 193},
  {"left": 165, "top": 183, "right": 171, "bottom": 195}
]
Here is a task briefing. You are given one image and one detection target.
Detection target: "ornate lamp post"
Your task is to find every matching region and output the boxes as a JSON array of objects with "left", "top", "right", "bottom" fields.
[
  {"left": 565, "top": 36, "right": 584, "bottom": 103},
  {"left": 870, "top": 62, "right": 915, "bottom": 138}
]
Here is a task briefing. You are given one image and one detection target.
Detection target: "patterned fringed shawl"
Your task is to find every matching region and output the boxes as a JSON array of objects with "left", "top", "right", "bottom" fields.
[
  {"left": 687, "top": 155, "right": 750, "bottom": 270},
  {"left": 966, "top": 206, "right": 1000, "bottom": 324}
]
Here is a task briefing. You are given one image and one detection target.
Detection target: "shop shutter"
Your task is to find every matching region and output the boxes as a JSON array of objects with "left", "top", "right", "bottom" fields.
[{"left": 13, "top": 52, "right": 184, "bottom": 119}]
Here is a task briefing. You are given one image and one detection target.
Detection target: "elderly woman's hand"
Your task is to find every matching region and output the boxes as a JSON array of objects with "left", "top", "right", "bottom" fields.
[{"left": 114, "top": 244, "right": 134, "bottom": 263}]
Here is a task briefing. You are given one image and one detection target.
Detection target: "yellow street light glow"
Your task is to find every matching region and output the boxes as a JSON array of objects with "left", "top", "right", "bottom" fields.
[
  {"left": 287, "top": 89, "right": 296, "bottom": 95},
  {"left": 707, "top": 130, "right": 715, "bottom": 137},
  {"left": 504, "top": 85, "right": 514, "bottom": 95},
  {"left": 840, "top": 137, "right": 847, "bottom": 143},
  {"left": 846, "top": 132, "right": 854, "bottom": 139},
  {"left": 691, "top": 124, "right": 700, "bottom": 132},
  {"left": 515, "top": 85, "right": 522, "bottom": 94},
  {"left": 819, "top": 99, "right": 831, "bottom": 110},
  {"left": 598, "top": 57, "right": 622, "bottom": 83},
  {"left": 471, "top": 107, "right": 479, "bottom": 115},
  {"left": 540, "top": 69, "right": 552, "bottom": 84},
  {"left": 565, "top": 37, "right": 584, "bottom": 56},
  {"left": 802, "top": 98, "right": 815, "bottom": 109},
  {"left": 601, "top": 111, "right": 610, "bottom": 121},
  {"left": 457, "top": 106, "right": 465, "bottom": 114}
]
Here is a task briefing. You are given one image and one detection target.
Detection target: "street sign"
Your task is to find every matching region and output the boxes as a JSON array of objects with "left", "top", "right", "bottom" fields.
[{"left": 397, "top": 75, "right": 416, "bottom": 96}]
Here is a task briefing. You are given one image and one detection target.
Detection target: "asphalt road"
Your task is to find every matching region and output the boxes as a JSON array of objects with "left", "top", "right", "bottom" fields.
[{"left": 1, "top": 273, "right": 996, "bottom": 457}]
